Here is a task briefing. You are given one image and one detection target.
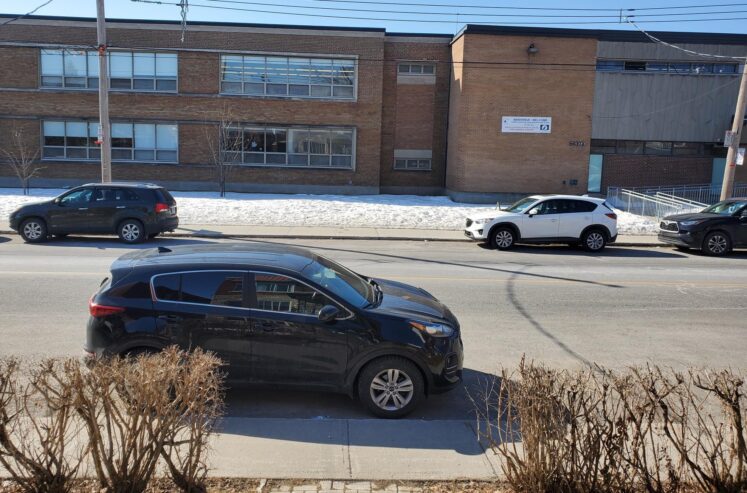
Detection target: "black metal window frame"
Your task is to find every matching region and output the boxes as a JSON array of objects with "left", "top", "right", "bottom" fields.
[
  {"left": 595, "top": 59, "right": 739, "bottom": 75},
  {"left": 393, "top": 158, "right": 432, "bottom": 170}
]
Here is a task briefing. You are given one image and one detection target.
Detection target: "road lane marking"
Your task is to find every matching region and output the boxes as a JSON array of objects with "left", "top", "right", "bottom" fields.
[{"left": 386, "top": 276, "right": 747, "bottom": 288}]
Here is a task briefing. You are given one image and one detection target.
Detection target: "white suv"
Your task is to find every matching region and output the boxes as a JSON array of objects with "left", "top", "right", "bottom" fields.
[{"left": 464, "top": 195, "right": 618, "bottom": 252}]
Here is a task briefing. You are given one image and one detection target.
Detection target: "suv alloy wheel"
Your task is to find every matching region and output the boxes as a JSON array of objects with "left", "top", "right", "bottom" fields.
[
  {"left": 703, "top": 231, "right": 731, "bottom": 256},
  {"left": 20, "top": 218, "right": 47, "bottom": 243}
]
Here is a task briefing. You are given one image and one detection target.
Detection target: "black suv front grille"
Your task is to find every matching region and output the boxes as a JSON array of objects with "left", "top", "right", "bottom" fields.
[
  {"left": 465, "top": 219, "right": 473, "bottom": 228},
  {"left": 659, "top": 220, "right": 679, "bottom": 232}
]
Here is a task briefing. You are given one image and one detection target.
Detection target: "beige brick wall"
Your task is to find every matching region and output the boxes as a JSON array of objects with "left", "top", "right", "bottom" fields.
[{"left": 446, "top": 33, "right": 597, "bottom": 195}]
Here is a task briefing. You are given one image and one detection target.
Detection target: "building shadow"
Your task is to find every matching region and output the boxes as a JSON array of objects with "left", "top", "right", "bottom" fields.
[{"left": 26, "top": 235, "right": 217, "bottom": 250}]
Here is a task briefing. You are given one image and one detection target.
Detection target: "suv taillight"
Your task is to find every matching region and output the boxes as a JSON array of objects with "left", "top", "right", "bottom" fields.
[
  {"left": 155, "top": 202, "right": 169, "bottom": 213},
  {"left": 89, "top": 297, "right": 125, "bottom": 318},
  {"left": 605, "top": 212, "right": 617, "bottom": 220}
]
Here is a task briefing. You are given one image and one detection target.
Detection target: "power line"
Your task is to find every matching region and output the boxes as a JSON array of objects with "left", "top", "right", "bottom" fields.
[
  {"left": 189, "top": 0, "right": 747, "bottom": 19},
  {"left": 0, "top": 0, "right": 55, "bottom": 27},
  {"left": 626, "top": 19, "right": 747, "bottom": 59},
  {"left": 132, "top": 0, "right": 747, "bottom": 25},
  {"left": 308, "top": 0, "right": 747, "bottom": 11}
]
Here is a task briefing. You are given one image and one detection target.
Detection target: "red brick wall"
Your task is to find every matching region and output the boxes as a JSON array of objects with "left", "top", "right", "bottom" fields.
[
  {"left": 600, "top": 154, "right": 713, "bottom": 189},
  {"left": 0, "top": 47, "right": 38, "bottom": 88},
  {"left": 379, "top": 39, "right": 450, "bottom": 191}
]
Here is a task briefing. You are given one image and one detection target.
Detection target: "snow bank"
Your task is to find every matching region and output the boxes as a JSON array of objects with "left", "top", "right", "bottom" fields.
[{"left": 0, "top": 189, "right": 658, "bottom": 234}]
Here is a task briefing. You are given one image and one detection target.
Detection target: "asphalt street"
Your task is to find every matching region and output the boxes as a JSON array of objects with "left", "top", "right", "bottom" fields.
[{"left": 0, "top": 234, "right": 745, "bottom": 479}]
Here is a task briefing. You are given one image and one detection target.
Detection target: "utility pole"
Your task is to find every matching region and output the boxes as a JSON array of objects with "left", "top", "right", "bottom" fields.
[
  {"left": 720, "top": 60, "right": 747, "bottom": 200},
  {"left": 96, "top": 0, "right": 112, "bottom": 183}
]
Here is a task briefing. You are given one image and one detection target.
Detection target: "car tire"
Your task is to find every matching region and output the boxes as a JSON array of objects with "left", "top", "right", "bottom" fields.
[
  {"left": 118, "top": 219, "right": 145, "bottom": 244},
  {"left": 19, "top": 218, "right": 48, "bottom": 243},
  {"left": 581, "top": 229, "right": 607, "bottom": 252},
  {"left": 357, "top": 357, "right": 425, "bottom": 419},
  {"left": 491, "top": 226, "right": 516, "bottom": 250},
  {"left": 702, "top": 231, "right": 731, "bottom": 256}
]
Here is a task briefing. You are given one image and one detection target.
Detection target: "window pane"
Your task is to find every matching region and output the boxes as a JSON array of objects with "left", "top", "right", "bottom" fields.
[
  {"left": 87, "top": 52, "right": 99, "bottom": 77},
  {"left": 596, "top": 60, "right": 624, "bottom": 71},
  {"left": 333, "top": 59, "right": 355, "bottom": 85},
  {"left": 333, "top": 86, "right": 354, "bottom": 98},
  {"left": 590, "top": 139, "right": 616, "bottom": 154},
  {"left": 64, "top": 51, "right": 87, "bottom": 77},
  {"left": 181, "top": 272, "right": 244, "bottom": 307},
  {"left": 669, "top": 63, "right": 691, "bottom": 74},
  {"left": 221, "top": 55, "right": 243, "bottom": 81},
  {"left": 133, "top": 78, "right": 155, "bottom": 90},
  {"left": 110, "top": 52, "right": 133, "bottom": 78},
  {"left": 714, "top": 63, "right": 737, "bottom": 74},
  {"left": 156, "top": 124, "right": 178, "bottom": 150},
  {"left": 288, "top": 154, "right": 308, "bottom": 166},
  {"left": 624, "top": 61, "right": 646, "bottom": 71},
  {"left": 155, "top": 79, "right": 176, "bottom": 91},
  {"left": 112, "top": 123, "right": 133, "bottom": 149},
  {"left": 41, "top": 49, "right": 63, "bottom": 76},
  {"left": 288, "top": 129, "right": 309, "bottom": 154},
  {"left": 398, "top": 64, "right": 410, "bottom": 73},
  {"left": 422, "top": 64, "right": 435, "bottom": 74},
  {"left": 66, "top": 148, "right": 87, "bottom": 158},
  {"left": 617, "top": 140, "right": 644, "bottom": 154},
  {"left": 288, "top": 58, "right": 310, "bottom": 84},
  {"left": 308, "top": 130, "right": 330, "bottom": 154},
  {"left": 644, "top": 141, "right": 672, "bottom": 155},
  {"left": 266, "top": 57, "right": 288, "bottom": 83},
  {"left": 310, "top": 59, "right": 333, "bottom": 84},
  {"left": 112, "top": 149, "right": 132, "bottom": 159},
  {"left": 289, "top": 85, "right": 310, "bottom": 96},
  {"left": 155, "top": 53, "right": 177, "bottom": 77},
  {"left": 244, "top": 152, "right": 265, "bottom": 164},
  {"left": 43, "top": 147, "right": 65, "bottom": 157},
  {"left": 110, "top": 78, "right": 131, "bottom": 89},
  {"left": 310, "top": 155, "right": 330, "bottom": 166},
  {"left": 266, "top": 83, "right": 287, "bottom": 95},
  {"left": 331, "top": 155, "right": 352, "bottom": 168},
  {"left": 154, "top": 274, "right": 180, "bottom": 301},
  {"left": 134, "top": 52, "right": 155, "bottom": 77},
  {"left": 243, "top": 56, "right": 265, "bottom": 83},
  {"left": 310, "top": 85, "right": 331, "bottom": 97},
  {"left": 693, "top": 63, "right": 713, "bottom": 74},
  {"left": 112, "top": 123, "right": 133, "bottom": 138},
  {"left": 156, "top": 150, "right": 177, "bottom": 161},
  {"left": 244, "top": 128, "right": 265, "bottom": 152},
  {"left": 221, "top": 81, "right": 242, "bottom": 93},
  {"left": 267, "top": 129, "right": 286, "bottom": 153},
  {"left": 64, "top": 77, "right": 87, "bottom": 88},
  {"left": 41, "top": 76, "right": 63, "bottom": 87},
  {"left": 134, "top": 149, "right": 155, "bottom": 160},
  {"left": 646, "top": 62, "right": 668, "bottom": 72},
  {"left": 672, "top": 142, "right": 700, "bottom": 155},
  {"left": 244, "top": 83, "right": 264, "bottom": 95},
  {"left": 134, "top": 124, "right": 155, "bottom": 149},
  {"left": 266, "top": 153, "right": 286, "bottom": 164},
  {"left": 255, "top": 273, "right": 325, "bottom": 315},
  {"left": 330, "top": 131, "right": 353, "bottom": 155},
  {"left": 43, "top": 121, "right": 65, "bottom": 137},
  {"left": 66, "top": 122, "right": 88, "bottom": 147}
]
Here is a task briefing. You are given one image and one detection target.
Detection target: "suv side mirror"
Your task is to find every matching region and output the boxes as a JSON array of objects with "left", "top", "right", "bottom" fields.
[
  {"left": 53, "top": 198, "right": 61, "bottom": 205},
  {"left": 528, "top": 207, "right": 540, "bottom": 217},
  {"left": 318, "top": 305, "right": 340, "bottom": 323}
]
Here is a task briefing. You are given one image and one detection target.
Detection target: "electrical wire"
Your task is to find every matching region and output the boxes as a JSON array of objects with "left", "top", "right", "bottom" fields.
[
  {"left": 306, "top": 0, "right": 747, "bottom": 11},
  {"left": 0, "top": 0, "right": 55, "bottom": 27},
  {"left": 131, "top": 0, "right": 747, "bottom": 25},
  {"left": 626, "top": 19, "right": 747, "bottom": 59}
]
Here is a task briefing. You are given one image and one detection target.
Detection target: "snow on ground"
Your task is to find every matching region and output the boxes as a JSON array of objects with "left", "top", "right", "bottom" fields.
[{"left": 0, "top": 188, "right": 658, "bottom": 234}]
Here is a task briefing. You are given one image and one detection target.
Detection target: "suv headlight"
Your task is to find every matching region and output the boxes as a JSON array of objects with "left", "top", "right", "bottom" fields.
[
  {"left": 679, "top": 219, "right": 706, "bottom": 227},
  {"left": 472, "top": 217, "right": 495, "bottom": 226},
  {"left": 410, "top": 321, "right": 455, "bottom": 338}
]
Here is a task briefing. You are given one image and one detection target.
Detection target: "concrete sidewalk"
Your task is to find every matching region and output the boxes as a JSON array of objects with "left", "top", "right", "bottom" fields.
[
  {"left": 208, "top": 417, "right": 502, "bottom": 481},
  {"left": 172, "top": 224, "right": 663, "bottom": 246}
]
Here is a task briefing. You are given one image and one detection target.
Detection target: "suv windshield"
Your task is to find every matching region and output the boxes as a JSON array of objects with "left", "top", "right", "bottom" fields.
[
  {"left": 504, "top": 197, "right": 539, "bottom": 213},
  {"left": 300, "top": 255, "right": 374, "bottom": 307},
  {"left": 702, "top": 200, "right": 747, "bottom": 215}
]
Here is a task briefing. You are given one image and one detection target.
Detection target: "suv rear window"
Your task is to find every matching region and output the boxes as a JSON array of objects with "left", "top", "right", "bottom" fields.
[
  {"left": 154, "top": 188, "right": 175, "bottom": 205},
  {"left": 153, "top": 272, "right": 245, "bottom": 307},
  {"left": 573, "top": 200, "right": 598, "bottom": 213}
]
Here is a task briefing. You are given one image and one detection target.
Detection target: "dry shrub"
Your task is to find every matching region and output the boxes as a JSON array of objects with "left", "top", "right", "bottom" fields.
[
  {"left": 158, "top": 348, "right": 224, "bottom": 493},
  {"left": 67, "top": 347, "right": 224, "bottom": 493},
  {"left": 474, "top": 360, "right": 746, "bottom": 493},
  {"left": 0, "top": 359, "right": 86, "bottom": 493}
]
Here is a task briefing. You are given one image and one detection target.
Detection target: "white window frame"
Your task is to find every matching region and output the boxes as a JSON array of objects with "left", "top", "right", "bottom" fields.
[
  {"left": 219, "top": 53, "right": 358, "bottom": 101},
  {"left": 39, "top": 49, "right": 178, "bottom": 92}
]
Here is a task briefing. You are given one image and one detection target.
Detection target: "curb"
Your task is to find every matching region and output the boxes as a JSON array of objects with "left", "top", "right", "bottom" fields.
[{"left": 0, "top": 229, "right": 667, "bottom": 247}]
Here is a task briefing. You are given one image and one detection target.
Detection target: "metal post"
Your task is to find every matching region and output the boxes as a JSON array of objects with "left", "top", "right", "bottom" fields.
[
  {"left": 720, "top": 60, "right": 747, "bottom": 200},
  {"left": 96, "top": 0, "right": 111, "bottom": 183}
]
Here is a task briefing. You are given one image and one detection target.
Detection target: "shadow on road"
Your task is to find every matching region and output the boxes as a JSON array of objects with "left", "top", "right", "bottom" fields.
[
  {"left": 26, "top": 235, "right": 217, "bottom": 250},
  {"left": 221, "top": 368, "right": 500, "bottom": 454},
  {"left": 477, "top": 242, "right": 686, "bottom": 258},
  {"left": 0, "top": 236, "right": 11, "bottom": 244}
]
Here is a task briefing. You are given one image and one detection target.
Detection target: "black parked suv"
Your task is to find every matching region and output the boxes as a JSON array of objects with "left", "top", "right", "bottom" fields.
[
  {"left": 9, "top": 183, "right": 178, "bottom": 244},
  {"left": 86, "top": 243, "right": 464, "bottom": 418},
  {"left": 658, "top": 198, "right": 747, "bottom": 256}
]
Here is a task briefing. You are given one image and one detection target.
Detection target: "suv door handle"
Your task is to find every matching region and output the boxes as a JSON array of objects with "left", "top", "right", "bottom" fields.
[
  {"left": 116, "top": 206, "right": 126, "bottom": 209},
  {"left": 158, "top": 314, "right": 182, "bottom": 323},
  {"left": 78, "top": 207, "right": 89, "bottom": 211}
]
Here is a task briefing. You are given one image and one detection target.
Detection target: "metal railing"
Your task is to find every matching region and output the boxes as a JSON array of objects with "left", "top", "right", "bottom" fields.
[
  {"left": 606, "top": 188, "right": 705, "bottom": 219},
  {"left": 609, "top": 183, "right": 747, "bottom": 205}
]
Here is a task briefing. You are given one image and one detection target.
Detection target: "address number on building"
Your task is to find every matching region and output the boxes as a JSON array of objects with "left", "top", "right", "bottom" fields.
[{"left": 501, "top": 116, "right": 552, "bottom": 134}]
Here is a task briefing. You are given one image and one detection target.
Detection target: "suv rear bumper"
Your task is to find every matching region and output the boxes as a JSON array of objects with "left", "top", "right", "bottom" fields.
[{"left": 155, "top": 216, "right": 179, "bottom": 233}]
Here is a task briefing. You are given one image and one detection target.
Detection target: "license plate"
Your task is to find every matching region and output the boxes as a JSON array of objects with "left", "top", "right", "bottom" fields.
[{"left": 170, "top": 206, "right": 177, "bottom": 215}]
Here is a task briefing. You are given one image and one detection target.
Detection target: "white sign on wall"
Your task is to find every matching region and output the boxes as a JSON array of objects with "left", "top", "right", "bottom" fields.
[
  {"left": 737, "top": 147, "right": 745, "bottom": 166},
  {"left": 501, "top": 116, "right": 552, "bottom": 134}
]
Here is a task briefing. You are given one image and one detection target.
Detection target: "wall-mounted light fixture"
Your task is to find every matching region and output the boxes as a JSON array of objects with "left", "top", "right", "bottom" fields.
[{"left": 527, "top": 43, "right": 539, "bottom": 55}]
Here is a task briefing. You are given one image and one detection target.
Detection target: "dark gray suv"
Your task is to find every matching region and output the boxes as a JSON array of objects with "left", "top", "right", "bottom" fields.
[{"left": 9, "top": 183, "right": 178, "bottom": 244}]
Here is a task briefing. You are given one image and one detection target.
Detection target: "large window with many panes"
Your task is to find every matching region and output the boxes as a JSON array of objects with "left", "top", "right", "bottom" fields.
[
  {"left": 222, "top": 125, "right": 355, "bottom": 169},
  {"left": 40, "top": 49, "right": 177, "bottom": 91},
  {"left": 220, "top": 54, "right": 356, "bottom": 100},
  {"left": 42, "top": 121, "right": 178, "bottom": 162}
]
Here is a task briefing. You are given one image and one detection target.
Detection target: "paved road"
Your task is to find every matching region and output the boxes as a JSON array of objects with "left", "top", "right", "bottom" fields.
[{"left": 0, "top": 234, "right": 745, "bottom": 479}]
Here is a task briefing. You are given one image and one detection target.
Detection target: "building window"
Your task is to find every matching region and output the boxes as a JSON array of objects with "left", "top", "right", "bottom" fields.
[
  {"left": 590, "top": 139, "right": 617, "bottom": 154},
  {"left": 644, "top": 141, "right": 673, "bottom": 155},
  {"left": 617, "top": 140, "right": 645, "bottom": 154},
  {"left": 595, "top": 59, "right": 738, "bottom": 75},
  {"left": 672, "top": 142, "right": 701, "bottom": 155},
  {"left": 394, "top": 158, "right": 432, "bottom": 170},
  {"left": 40, "top": 49, "right": 177, "bottom": 91},
  {"left": 222, "top": 125, "right": 355, "bottom": 169},
  {"left": 42, "top": 120, "right": 178, "bottom": 162},
  {"left": 398, "top": 63, "right": 436, "bottom": 75},
  {"left": 220, "top": 54, "right": 356, "bottom": 100}
]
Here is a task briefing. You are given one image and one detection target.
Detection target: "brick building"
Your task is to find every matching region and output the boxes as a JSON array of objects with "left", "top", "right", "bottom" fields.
[{"left": 0, "top": 15, "right": 745, "bottom": 201}]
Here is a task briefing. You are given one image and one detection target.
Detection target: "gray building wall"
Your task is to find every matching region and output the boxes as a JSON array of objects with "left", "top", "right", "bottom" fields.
[{"left": 592, "top": 41, "right": 746, "bottom": 142}]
